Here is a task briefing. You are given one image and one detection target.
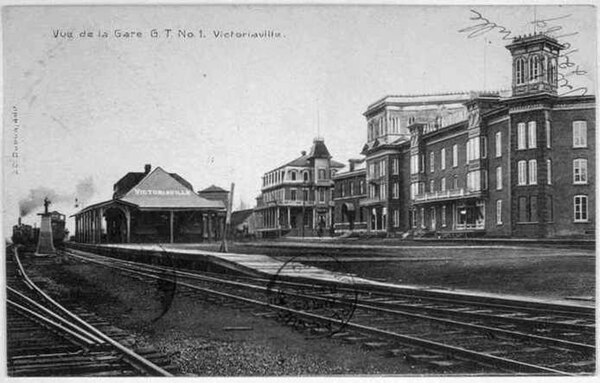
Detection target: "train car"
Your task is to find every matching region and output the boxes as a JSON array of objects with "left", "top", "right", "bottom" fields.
[
  {"left": 12, "top": 211, "right": 67, "bottom": 249},
  {"left": 11, "top": 219, "right": 39, "bottom": 250},
  {"left": 49, "top": 211, "right": 68, "bottom": 248}
]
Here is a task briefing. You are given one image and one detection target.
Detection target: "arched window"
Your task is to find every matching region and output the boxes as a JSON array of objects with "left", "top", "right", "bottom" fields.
[
  {"left": 303, "top": 171, "right": 309, "bottom": 182},
  {"left": 548, "top": 58, "right": 557, "bottom": 84},
  {"left": 529, "top": 55, "right": 540, "bottom": 82},
  {"left": 540, "top": 56, "right": 547, "bottom": 82},
  {"left": 515, "top": 58, "right": 525, "bottom": 85},
  {"left": 289, "top": 170, "right": 297, "bottom": 181}
]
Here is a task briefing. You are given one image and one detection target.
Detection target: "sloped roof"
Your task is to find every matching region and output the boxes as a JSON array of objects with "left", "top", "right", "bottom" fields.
[
  {"left": 231, "top": 209, "right": 254, "bottom": 226},
  {"left": 330, "top": 159, "right": 345, "bottom": 168},
  {"left": 199, "top": 185, "right": 228, "bottom": 193},
  {"left": 308, "top": 138, "right": 331, "bottom": 159},
  {"left": 114, "top": 170, "right": 193, "bottom": 198},
  {"left": 284, "top": 153, "right": 310, "bottom": 167},
  {"left": 120, "top": 167, "right": 224, "bottom": 210}
]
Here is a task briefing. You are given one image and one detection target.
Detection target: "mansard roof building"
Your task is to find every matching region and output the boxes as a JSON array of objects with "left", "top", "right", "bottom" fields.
[
  {"left": 343, "top": 32, "right": 594, "bottom": 238},
  {"left": 254, "top": 137, "right": 344, "bottom": 237}
]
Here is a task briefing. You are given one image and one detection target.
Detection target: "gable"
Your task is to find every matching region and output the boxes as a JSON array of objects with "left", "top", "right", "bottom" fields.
[{"left": 120, "top": 167, "right": 223, "bottom": 209}]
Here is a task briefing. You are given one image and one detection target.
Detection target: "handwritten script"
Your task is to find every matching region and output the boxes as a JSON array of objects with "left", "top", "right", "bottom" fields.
[{"left": 458, "top": 10, "right": 588, "bottom": 96}]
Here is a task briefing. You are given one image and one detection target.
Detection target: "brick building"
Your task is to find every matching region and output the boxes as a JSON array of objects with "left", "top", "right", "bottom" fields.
[
  {"left": 332, "top": 159, "right": 367, "bottom": 233},
  {"left": 255, "top": 138, "right": 344, "bottom": 237},
  {"left": 337, "top": 33, "right": 595, "bottom": 238}
]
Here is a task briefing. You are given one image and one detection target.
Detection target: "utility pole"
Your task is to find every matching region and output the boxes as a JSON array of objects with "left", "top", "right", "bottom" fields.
[{"left": 219, "top": 183, "right": 235, "bottom": 253}]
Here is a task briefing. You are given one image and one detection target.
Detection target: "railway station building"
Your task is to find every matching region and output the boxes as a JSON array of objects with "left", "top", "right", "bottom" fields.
[
  {"left": 338, "top": 33, "right": 595, "bottom": 238},
  {"left": 73, "top": 164, "right": 227, "bottom": 244},
  {"left": 254, "top": 137, "right": 344, "bottom": 237}
]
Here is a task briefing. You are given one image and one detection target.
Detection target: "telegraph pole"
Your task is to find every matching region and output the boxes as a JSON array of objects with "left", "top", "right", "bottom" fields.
[{"left": 219, "top": 183, "right": 235, "bottom": 253}]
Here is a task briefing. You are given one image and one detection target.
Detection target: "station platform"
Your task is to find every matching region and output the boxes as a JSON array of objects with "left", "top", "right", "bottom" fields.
[{"left": 66, "top": 243, "right": 595, "bottom": 312}]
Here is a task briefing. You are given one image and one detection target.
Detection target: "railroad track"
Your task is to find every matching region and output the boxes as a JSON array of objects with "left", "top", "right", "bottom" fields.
[
  {"left": 6, "top": 246, "right": 175, "bottom": 377},
  {"left": 61, "top": 247, "right": 595, "bottom": 376}
]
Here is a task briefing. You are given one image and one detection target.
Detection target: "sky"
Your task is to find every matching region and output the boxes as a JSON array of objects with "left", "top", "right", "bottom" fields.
[{"left": 2, "top": 4, "right": 596, "bottom": 237}]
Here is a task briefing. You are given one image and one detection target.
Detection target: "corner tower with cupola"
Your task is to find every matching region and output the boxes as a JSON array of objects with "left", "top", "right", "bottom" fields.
[{"left": 506, "top": 32, "right": 562, "bottom": 97}]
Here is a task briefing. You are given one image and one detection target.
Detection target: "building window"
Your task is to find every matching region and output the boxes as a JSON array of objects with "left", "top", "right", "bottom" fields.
[
  {"left": 517, "top": 161, "right": 527, "bottom": 185},
  {"left": 529, "top": 55, "right": 540, "bottom": 82},
  {"left": 430, "top": 179, "right": 435, "bottom": 193},
  {"left": 548, "top": 57, "right": 557, "bottom": 82},
  {"left": 318, "top": 168, "right": 326, "bottom": 180},
  {"left": 291, "top": 190, "right": 297, "bottom": 201},
  {"left": 515, "top": 58, "right": 525, "bottom": 84},
  {"left": 547, "top": 196, "right": 553, "bottom": 222},
  {"left": 441, "top": 205, "right": 447, "bottom": 227},
  {"left": 573, "top": 121, "right": 587, "bottom": 148},
  {"left": 467, "top": 137, "right": 480, "bottom": 162},
  {"left": 290, "top": 170, "right": 297, "bottom": 181},
  {"left": 467, "top": 171, "right": 481, "bottom": 192},
  {"left": 517, "top": 123, "right": 526, "bottom": 150},
  {"left": 392, "top": 182, "right": 399, "bottom": 199},
  {"left": 303, "top": 171, "right": 309, "bottom": 182},
  {"left": 528, "top": 160, "right": 537, "bottom": 185},
  {"left": 482, "top": 170, "right": 488, "bottom": 190},
  {"left": 303, "top": 189, "right": 309, "bottom": 201},
  {"left": 392, "top": 158, "right": 399, "bottom": 175},
  {"left": 530, "top": 196, "right": 538, "bottom": 222},
  {"left": 528, "top": 121, "right": 537, "bottom": 148},
  {"left": 547, "top": 160, "right": 552, "bottom": 185},
  {"left": 518, "top": 196, "right": 528, "bottom": 222},
  {"left": 496, "top": 166, "right": 502, "bottom": 190},
  {"left": 349, "top": 182, "right": 354, "bottom": 195},
  {"left": 452, "top": 175, "right": 458, "bottom": 190},
  {"left": 495, "top": 131, "right": 502, "bottom": 157},
  {"left": 410, "top": 155, "right": 418, "bottom": 174},
  {"left": 496, "top": 199, "right": 502, "bottom": 225},
  {"left": 441, "top": 177, "right": 446, "bottom": 192},
  {"left": 546, "top": 120, "right": 551, "bottom": 148},
  {"left": 420, "top": 207, "right": 425, "bottom": 228},
  {"left": 452, "top": 144, "right": 458, "bottom": 167},
  {"left": 573, "top": 159, "right": 588, "bottom": 184},
  {"left": 574, "top": 195, "right": 588, "bottom": 222},
  {"left": 430, "top": 152, "right": 435, "bottom": 173},
  {"left": 441, "top": 148, "right": 446, "bottom": 170},
  {"left": 319, "top": 189, "right": 325, "bottom": 202},
  {"left": 481, "top": 137, "right": 487, "bottom": 159},
  {"left": 393, "top": 209, "right": 400, "bottom": 228}
]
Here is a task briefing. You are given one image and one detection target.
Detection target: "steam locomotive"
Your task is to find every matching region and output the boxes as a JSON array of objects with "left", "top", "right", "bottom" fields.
[{"left": 12, "top": 212, "right": 68, "bottom": 250}]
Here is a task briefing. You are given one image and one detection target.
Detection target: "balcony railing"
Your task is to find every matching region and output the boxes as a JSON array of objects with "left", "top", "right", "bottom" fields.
[{"left": 413, "top": 188, "right": 484, "bottom": 203}]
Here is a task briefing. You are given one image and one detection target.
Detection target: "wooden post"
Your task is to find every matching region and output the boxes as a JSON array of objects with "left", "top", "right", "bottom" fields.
[
  {"left": 169, "top": 210, "right": 174, "bottom": 244},
  {"left": 219, "top": 183, "right": 235, "bottom": 253},
  {"left": 125, "top": 209, "right": 131, "bottom": 243}
]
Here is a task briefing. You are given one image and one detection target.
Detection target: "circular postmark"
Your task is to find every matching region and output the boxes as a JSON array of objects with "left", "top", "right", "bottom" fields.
[{"left": 265, "top": 255, "right": 358, "bottom": 337}]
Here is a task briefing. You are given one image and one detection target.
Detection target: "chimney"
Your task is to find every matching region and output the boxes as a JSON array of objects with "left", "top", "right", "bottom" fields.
[
  {"left": 144, "top": 164, "right": 151, "bottom": 174},
  {"left": 349, "top": 160, "right": 355, "bottom": 172},
  {"left": 18, "top": 217, "right": 22, "bottom": 226},
  {"left": 301, "top": 150, "right": 307, "bottom": 156}
]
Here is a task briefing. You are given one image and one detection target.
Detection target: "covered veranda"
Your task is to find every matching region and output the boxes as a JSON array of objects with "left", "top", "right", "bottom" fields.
[{"left": 73, "top": 201, "right": 225, "bottom": 244}]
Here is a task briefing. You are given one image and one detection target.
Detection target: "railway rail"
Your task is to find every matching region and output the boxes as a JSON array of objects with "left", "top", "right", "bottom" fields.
[
  {"left": 6, "top": 246, "right": 175, "bottom": 377},
  {"left": 61, "top": 247, "right": 595, "bottom": 376}
]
